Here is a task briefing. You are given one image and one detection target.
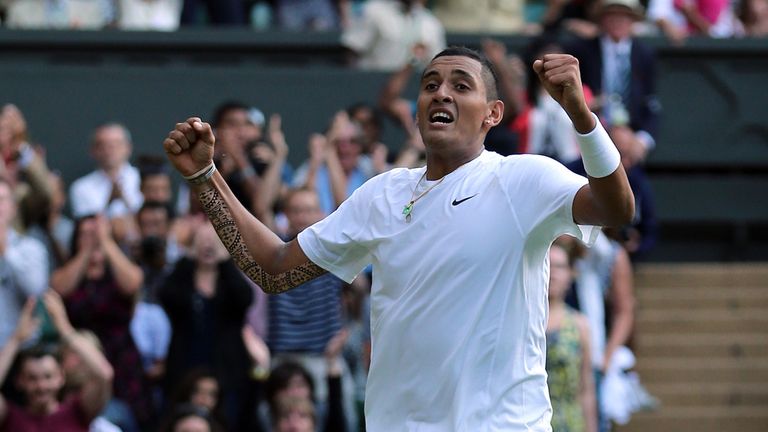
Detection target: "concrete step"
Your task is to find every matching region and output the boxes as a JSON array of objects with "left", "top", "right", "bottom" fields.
[
  {"left": 634, "top": 333, "right": 768, "bottom": 358},
  {"left": 634, "top": 263, "right": 768, "bottom": 289},
  {"left": 636, "top": 287, "right": 768, "bottom": 309},
  {"left": 634, "top": 309, "right": 768, "bottom": 333},
  {"left": 646, "top": 382, "right": 768, "bottom": 407},
  {"left": 636, "top": 358, "right": 768, "bottom": 383},
  {"left": 616, "top": 407, "right": 768, "bottom": 432}
]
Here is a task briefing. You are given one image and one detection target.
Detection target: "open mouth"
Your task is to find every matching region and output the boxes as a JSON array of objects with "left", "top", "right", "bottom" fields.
[{"left": 429, "top": 111, "right": 454, "bottom": 124}]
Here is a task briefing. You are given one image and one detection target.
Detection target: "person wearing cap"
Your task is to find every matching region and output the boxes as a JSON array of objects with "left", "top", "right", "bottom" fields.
[{"left": 566, "top": 0, "right": 661, "bottom": 168}]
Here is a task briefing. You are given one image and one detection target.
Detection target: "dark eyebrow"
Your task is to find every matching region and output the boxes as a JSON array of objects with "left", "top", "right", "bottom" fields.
[{"left": 420, "top": 68, "right": 477, "bottom": 84}]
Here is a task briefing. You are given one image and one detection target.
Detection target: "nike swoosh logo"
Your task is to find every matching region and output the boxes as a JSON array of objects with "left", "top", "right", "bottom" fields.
[{"left": 452, "top": 194, "right": 478, "bottom": 206}]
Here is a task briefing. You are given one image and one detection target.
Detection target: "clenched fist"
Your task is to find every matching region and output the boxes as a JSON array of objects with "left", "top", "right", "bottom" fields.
[
  {"left": 532, "top": 54, "right": 595, "bottom": 133},
  {"left": 163, "top": 117, "right": 215, "bottom": 177}
]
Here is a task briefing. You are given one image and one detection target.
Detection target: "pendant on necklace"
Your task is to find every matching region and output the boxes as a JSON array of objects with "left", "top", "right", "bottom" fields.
[{"left": 402, "top": 201, "right": 414, "bottom": 223}]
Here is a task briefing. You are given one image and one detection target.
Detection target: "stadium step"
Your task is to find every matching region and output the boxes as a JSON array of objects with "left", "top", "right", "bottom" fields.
[{"left": 615, "top": 263, "right": 768, "bottom": 432}]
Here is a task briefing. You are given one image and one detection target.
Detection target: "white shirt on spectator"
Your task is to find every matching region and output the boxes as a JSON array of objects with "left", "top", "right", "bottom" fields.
[
  {"left": 0, "top": 229, "right": 49, "bottom": 346},
  {"left": 69, "top": 163, "right": 142, "bottom": 218},
  {"left": 299, "top": 151, "right": 596, "bottom": 431},
  {"left": 118, "top": 0, "right": 182, "bottom": 31},
  {"left": 341, "top": 0, "right": 445, "bottom": 71}
]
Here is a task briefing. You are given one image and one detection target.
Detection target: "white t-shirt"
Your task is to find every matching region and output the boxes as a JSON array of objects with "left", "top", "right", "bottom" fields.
[
  {"left": 341, "top": 0, "right": 446, "bottom": 71},
  {"left": 69, "top": 163, "right": 142, "bottom": 218},
  {"left": 299, "top": 150, "right": 596, "bottom": 431}
]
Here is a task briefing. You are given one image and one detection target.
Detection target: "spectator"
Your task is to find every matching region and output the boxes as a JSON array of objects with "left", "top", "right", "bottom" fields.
[
  {"left": 341, "top": 0, "right": 445, "bottom": 71},
  {"left": 647, "top": 0, "right": 691, "bottom": 43},
  {"left": 1, "top": 0, "right": 110, "bottom": 29},
  {"left": 274, "top": 0, "right": 339, "bottom": 30},
  {"left": 130, "top": 202, "right": 176, "bottom": 414},
  {"left": 138, "top": 156, "right": 174, "bottom": 205},
  {"left": 264, "top": 353, "right": 347, "bottom": 432},
  {"left": 117, "top": 0, "right": 182, "bottom": 30},
  {"left": 51, "top": 215, "right": 150, "bottom": 428},
  {"left": 547, "top": 242, "right": 598, "bottom": 432},
  {"left": 536, "top": 0, "right": 601, "bottom": 35},
  {"left": 346, "top": 103, "right": 389, "bottom": 175},
  {"left": 738, "top": 0, "right": 768, "bottom": 36},
  {"left": 567, "top": 0, "right": 661, "bottom": 163},
  {"left": 210, "top": 102, "right": 264, "bottom": 212},
  {"left": 431, "top": 0, "right": 527, "bottom": 34},
  {"left": 559, "top": 232, "right": 637, "bottom": 431},
  {"left": 0, "top": 292, "right": 113, "bottom": 432},
  {"left": 159, "top": 222, "right": 254, "bottom": 431},
  {"left": 160, "top": 404, "right": 222, "bottom": 432},
  {"left": 69, "top": 122, "right": 143, "bottom": 245},
  {"left": 53, "top": 300, "right": 124, "bottom": 432},
  {"left": 168, "top": 369, "right": 228, "bottom": 429},
  {"left": 512, "top": 35, "right": 592, "bottom": 163},
  {"left": 292, "top": 113, "right": 373, "bottom": 214},
  {"left": 271, "top": 396, "right": 315, "bottom": 432},
  {"left": 180, "top": 0, "right": 245, "bottom": 25},
  {"left": 0, "top": 103, "right": 54, "bottom": 233},
  {"left": 567, "top": 125, "right": 658, "bottom": 259},
  {"left": 0, "top": 178, "right": 48, "bottom": 348},
  {"left": 480, "top": 38, "right": 527, "bottom": 156},
  {"left": 247, "top": 113, "right": 291, "bottom": 232},
  {"left": 26, "top": 172, "right": 74, "bottom": 271},
  {"left": 267, "top": 187, "right": 355, "bottom": 429}
]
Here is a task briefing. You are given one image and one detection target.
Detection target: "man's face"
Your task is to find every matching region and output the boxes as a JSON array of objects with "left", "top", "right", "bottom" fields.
[
  {"left": 17, "top": 356, "right": 65, "bottom": 409},
  {"left": 190, "top": 377, "right": 219, "bottom": 412},
  {"left": 218, "top": 109, "right": 261, "bottom": 146},
  {"left": 285, "top": 191, "right": 323, "bottom": 234},
  {"left": 601, "top": 8, "right": 635, "bottom": 41},
  {"left": 416, "top": 56, "right": 495, "bottom": 151},
  {"left": 351, "top": 107, "right": 380, "bottom": 148},
  {"left": 333, "top": 123, "right": 363, "bottom": 173},
  {"left": 276, "top": 407, "right": 314, "bottom": 432},
  {"left": 141, "top": 174, "right": 172, "bottom": 203},
  {"left": 138, "top": 207, "right": 170, "bottom": 238},
  {"left": 91, "top": 125, "right": 131, "bottom": 171}
]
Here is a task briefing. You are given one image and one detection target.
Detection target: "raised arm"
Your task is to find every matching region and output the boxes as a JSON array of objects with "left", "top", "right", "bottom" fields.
[
  {"left": 42, "top": 291, "right": 113, "bottom": 422},
  {"left": 163, "top": 118, "right": 327, "bottom": 294},
  {"left": 0, "top": 298, "right": 39, "bottom": 424},
  {"left": 533, "top": 54, "right": 635, "bottom": 227},
  {"left": 96, "top": 216, "right": 143, "bottom": 297}
]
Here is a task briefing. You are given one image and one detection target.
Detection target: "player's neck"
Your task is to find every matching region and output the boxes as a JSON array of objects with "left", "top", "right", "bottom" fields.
[{"left": 424, "top": 146, "right": 484, "bottom": 180}]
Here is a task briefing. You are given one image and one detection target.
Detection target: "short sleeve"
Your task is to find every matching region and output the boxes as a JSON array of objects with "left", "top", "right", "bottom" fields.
[
  {"left": 297, "top": 177, "right": 379, "bottom": 283},
  {"left": 500, "top": 155, "right": 598, "bottom": 246}
]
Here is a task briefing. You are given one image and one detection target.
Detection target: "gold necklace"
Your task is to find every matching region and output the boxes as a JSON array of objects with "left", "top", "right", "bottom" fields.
[{"left": 402, "top": 171, "right": 445, "bottom": 223}]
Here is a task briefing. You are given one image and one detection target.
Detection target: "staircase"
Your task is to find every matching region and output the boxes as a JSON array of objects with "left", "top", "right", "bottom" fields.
[{"left": 616, "top": 263, "right": 768, "bottom": 432}]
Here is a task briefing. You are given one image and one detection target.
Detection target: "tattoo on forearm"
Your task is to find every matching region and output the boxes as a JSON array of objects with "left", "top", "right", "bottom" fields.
[{"left": 198, "top": 187, "right": 327, "bottom": 294}]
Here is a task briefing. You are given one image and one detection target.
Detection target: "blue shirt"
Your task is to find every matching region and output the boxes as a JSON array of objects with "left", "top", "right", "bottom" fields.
[{"left": 267, "top": 272, "right": 344, "bottom": 354}]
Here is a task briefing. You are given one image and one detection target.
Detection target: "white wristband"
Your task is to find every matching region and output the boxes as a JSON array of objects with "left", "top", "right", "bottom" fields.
[
  {"left": 576, "top": 114, "right": 621, "bottom": 178},
  {"left": 183, "top": 162, "right": 216, "bottom": 185}
]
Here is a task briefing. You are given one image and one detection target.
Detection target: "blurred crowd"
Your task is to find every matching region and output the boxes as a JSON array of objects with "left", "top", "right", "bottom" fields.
[
  {"left": 0, "top": 0, "right": 678, "bottom": 431},
  {"left": 0, "top": 0, "right": 766, "bottom": 39}
]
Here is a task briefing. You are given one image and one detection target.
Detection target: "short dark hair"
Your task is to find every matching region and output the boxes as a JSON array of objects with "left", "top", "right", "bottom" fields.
[
  {"left": 431, "top": 46, "right": 500, "bottom": 101},
  {"left": 17, "top": 345, "right": 61, "bottom": 370},
  {"left": 211, "top": 101, "right": 249, "bottom": 129},
  {"left": 160, "top": 403, "right": 222, "bottom": 432},
  {"left": 138, "top": 200, "right": 175, "bottom": 221},
  {"left": 265, "top": 361, "right": 316, "bottom": 405},
  {"left": 137, "top": 155, "right": 170, "bottom": 181}
]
